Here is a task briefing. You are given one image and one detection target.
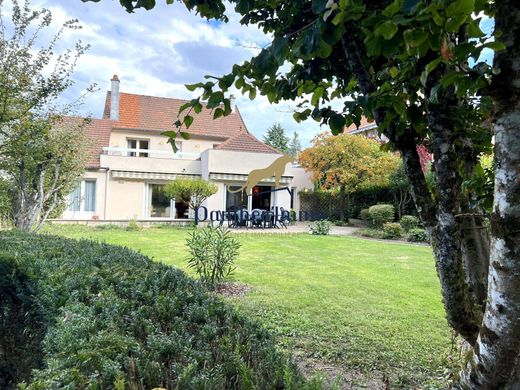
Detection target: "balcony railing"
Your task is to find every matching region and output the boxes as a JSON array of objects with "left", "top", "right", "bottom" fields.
[{"left": 102, "top": 147, "right": 200, "bottom": 160}]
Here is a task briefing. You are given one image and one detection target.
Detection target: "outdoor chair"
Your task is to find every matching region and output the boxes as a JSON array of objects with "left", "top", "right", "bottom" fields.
[
  {"left": 262, "top": 211, "right": 275, "bottom": 228},
  {"left": 250, "top": 209, "right": 264, "bottom": 228},
  {"left": 276, "top": 207, "right": 291, "bottom": 228}
]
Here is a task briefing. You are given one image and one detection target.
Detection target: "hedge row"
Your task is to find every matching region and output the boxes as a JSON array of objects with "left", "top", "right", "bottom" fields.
[
  {"left": 299, "top": 186, "right": 415, "bottom": 221},
  {"left": 0, "top": 231, "right": 308, "bottom": 389}
]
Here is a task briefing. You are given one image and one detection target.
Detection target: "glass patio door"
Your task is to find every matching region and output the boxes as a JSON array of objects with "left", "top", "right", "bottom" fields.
[{"left": 148, "top": 184, "right": 172, "bottom": 218}]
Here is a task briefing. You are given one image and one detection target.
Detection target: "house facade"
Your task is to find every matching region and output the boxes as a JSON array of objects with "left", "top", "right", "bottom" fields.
[{"left": 60, "top": 76, "right": 312, "bottom": 222}]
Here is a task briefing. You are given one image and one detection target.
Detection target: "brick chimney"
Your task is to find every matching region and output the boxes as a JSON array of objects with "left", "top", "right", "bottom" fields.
[
  {"left": 110, "top": 75, "right": 120, "bottom": 120},
  {"left": 230, "top": 94, "right": 236, "bottom": 113}
]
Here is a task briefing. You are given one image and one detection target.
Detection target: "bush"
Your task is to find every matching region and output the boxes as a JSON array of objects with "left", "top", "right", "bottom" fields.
[
  {"left": 357, "top": 228, "right": 385, "bottom": 239},
  {"left": 399, "top": 215, "right": 420, "bottom": 232},
  {"left": 368, "top": 204, "right": 395, "bottom": 228},
  {"left": 186, "top": 227, "right": 240, "bottom": 288},
  {"left": 408, "top": 228, "right": 429, "bottom": 243},
  {"left": 0, "top": 231, "right": 307, "bottom": 389},
  {"left": 308, "top": 220, "right": 332, "bottom": 235},
  {"left": 359, "top": 208, "right": 370, "bottom": 221},
  {"left": 0, "top": 253, "right": 46, "bottom": 387},
  {"left": 382, "top": 222, "right": 404, "bottom": 239}
]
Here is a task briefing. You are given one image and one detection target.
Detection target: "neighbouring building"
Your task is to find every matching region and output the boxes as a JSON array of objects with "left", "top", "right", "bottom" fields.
[{"left": 59, "top": 76, "right": 312, "bottom": 222}]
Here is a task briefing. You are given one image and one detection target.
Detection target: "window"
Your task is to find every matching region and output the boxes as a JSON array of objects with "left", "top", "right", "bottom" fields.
[
  {"left": 127, "top": 139, "right": 149, "bottom": 157},
  {"left": 226, "top": 185, "right": 248, "bottom": 211},
  {"left": 68, "top": 180, "right": 96, "bottom": 212},
  {"left": 148, "top": 184, "right": 172, "bottom": 218}
]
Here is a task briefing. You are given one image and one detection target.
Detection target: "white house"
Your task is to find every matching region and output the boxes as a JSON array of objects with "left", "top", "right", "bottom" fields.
[{"left": 59, "top": 76, "right": 312, "bottom": 223}]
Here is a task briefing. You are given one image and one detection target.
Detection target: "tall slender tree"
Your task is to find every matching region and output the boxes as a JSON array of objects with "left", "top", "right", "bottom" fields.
[
  {"left": 263, "top": 123, "right": 289, "bottom": 153},
  {"left": 288, "top": 131, "right": 302, "bottom": 158}
]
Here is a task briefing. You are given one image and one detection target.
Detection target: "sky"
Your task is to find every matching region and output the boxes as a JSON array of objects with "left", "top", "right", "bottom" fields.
[
  {"left": 20, "top": 0, "right": 323, "bottom": 146},
  {"left": 4, "top": 1, "right": 495, "bottom": 147}
]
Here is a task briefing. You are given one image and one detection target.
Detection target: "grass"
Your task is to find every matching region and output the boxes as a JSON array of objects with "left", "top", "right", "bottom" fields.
[{"left": 43, "top": 224, "right": 454, "bottom": 388}]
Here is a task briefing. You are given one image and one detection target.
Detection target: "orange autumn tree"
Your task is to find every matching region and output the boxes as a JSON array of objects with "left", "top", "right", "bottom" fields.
[{"left": 299, "top": 133, "right": 400, "bottom": 221}]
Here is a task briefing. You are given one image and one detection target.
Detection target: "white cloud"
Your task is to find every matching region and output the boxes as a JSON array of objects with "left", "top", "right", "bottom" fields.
[{"left": 20, "top": 0, "right": 323, "bottom": 146}]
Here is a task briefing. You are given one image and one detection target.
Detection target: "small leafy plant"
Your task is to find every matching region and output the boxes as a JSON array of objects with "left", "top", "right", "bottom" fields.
[
  {"left": 382, "top": 222, "right": 404, "bottom": 239},
  {"left": 408, "top": 228, "right": 429, "bottom": 243},
  {"left": 308, "top": 220, "right": 332, "bottom": 235},
  {"left": 186, "top": 226, "right": 240, "bottom": 288},
  {"left": 399, "top": 215, "right": 420, "bottom": 232}
]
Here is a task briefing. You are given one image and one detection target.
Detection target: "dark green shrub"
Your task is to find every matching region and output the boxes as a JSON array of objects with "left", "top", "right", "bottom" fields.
[
  {"left": 382, "top": 222, "right": 404, "bottom": 239},
  {"left": 368, "top": 204, "right": 395, "bottom": 228},
  {"left": 0, "top": 252, "right": 46, "bottom": 387},
  {"left": 399, "top": 215, "right": 420, "bottom": 232},
  {"left": 0, "top": 231, "right": 307, "bottom": 389},
  {"left": 186, "top": 227, "right": 240, "bottom": 288},
  {"left": 308, "top": 220, "right": 332, "bottom": 235},
  {"left": 359, "top": 208, "right": 370, "bottom": 221},
  {"left": 408, "top": 228, "right": 429, "bottom": 243}
]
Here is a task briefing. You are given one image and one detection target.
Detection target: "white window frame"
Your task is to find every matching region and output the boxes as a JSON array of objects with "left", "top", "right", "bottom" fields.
[
  {"left": 68, "top": 180, "right": 96, "bottom": 214},
  {"left": 126, "top": 138, "right": 150, "bottom": 157}
]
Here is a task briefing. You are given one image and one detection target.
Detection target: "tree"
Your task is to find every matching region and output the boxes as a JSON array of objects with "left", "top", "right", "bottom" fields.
[
  {"left": 388, "top": 162, "right": 412, "bottom": 219},
  {"left": 299, "top": 133, "right": 399, "bottom": 221},
  {"left": 288, "top": 131, "right": 302, "bottom": 158},
  {"left": 1, "top": 118, "right": 91, "bottom": 232},
  {"left": 1, "top": 0, "right": 93, "bottom": 232},
  {"left": 164, "top": 178, "right": 217, "bottom": 211},
  {"left": 88, "top": 0, "right": 520, "bottom": 387},
  {"left": 263, "top": 123, "right": 289, "bottom": 153}
]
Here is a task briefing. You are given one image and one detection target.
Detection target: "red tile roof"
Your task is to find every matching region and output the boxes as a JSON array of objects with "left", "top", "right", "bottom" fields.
[
  {"left": 83, "top": 118, "right": 113, "bottom": 168},
  {"left": 345, "top": 117, "right": 376, "bottom": 133},
  {"left": 215, "top": 131, "right": 280, "bottom": 154},
  {"left": 103, "top": 91, "right": 247, "bottom": 139}
]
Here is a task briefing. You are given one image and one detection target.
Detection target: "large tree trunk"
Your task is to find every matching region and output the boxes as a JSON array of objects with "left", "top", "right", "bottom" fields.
[{"left": 461, "top": 0, "right": 520, "bottom": 386}]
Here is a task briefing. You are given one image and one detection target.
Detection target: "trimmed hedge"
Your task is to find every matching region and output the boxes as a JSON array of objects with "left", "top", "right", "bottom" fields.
[
  {"left": 382, "top": 223, "right": 404, "bottom": 239},
  {"left": 0, "top": 231, "right": 307, "bottom": 389},
  {"left": 368, "top": 204, "right": 395, "bottom": 228}
]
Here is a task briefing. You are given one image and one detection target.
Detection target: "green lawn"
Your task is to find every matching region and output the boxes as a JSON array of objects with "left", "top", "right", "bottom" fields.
[{"left": 43, "top": 224, "right": 453, "bottom": 388}]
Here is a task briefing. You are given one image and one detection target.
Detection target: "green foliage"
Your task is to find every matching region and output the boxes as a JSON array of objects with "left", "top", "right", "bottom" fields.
[
  {"left": 400, "top": 215, "right": 420, "bottom": 232},
  {"left": 0, "top": 1, "right": 93, "bottom": 232},
  {"left": 408, "top": 228, "right": 430, "bottom": 243},
  {"left": 186, "top": 227, "right": 240, "bottom": 288},
  {"left": 383, "top": 222, "right": 404, "bottom": 239},
  {"left": 164, "top": 178, "right": 217, "bottom": 210},
  {"left": 288, "top": 131, "right": 302, "bottom": 158},
  {"left": 299, "top": 133, "right": 400, "bottom": 195},
  {"left": 308, "top": 219, "right": 332, "bottom": 235},
  {"left": 0, "top": 178, "right": 11, "bottom": 227},
  {"left": 126, "top": 218, "right": 140, "bottom": 231},
  {"left": 462, "top": 153, "right": 494, "bottom": 212},
  {"left": 357, "top": 228, "right": 386, "bottom": 240},
  {"left": 263, "top": 123, "right": 289, "bottom": 153},
  {"left": 359, "top": 208, "right": 370, "bottom": 221},
  {"left": 42, "top": 225, "right": 456, "bottom": 387},
  {"left": 0, "top": 231, "right": 305, "bottom": 389},
  {"left": 0, "top": 252, "right": 46, "bottom": 387},
  {"left": 368, "top": 204, "right": 395, "bottom": 228}
]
